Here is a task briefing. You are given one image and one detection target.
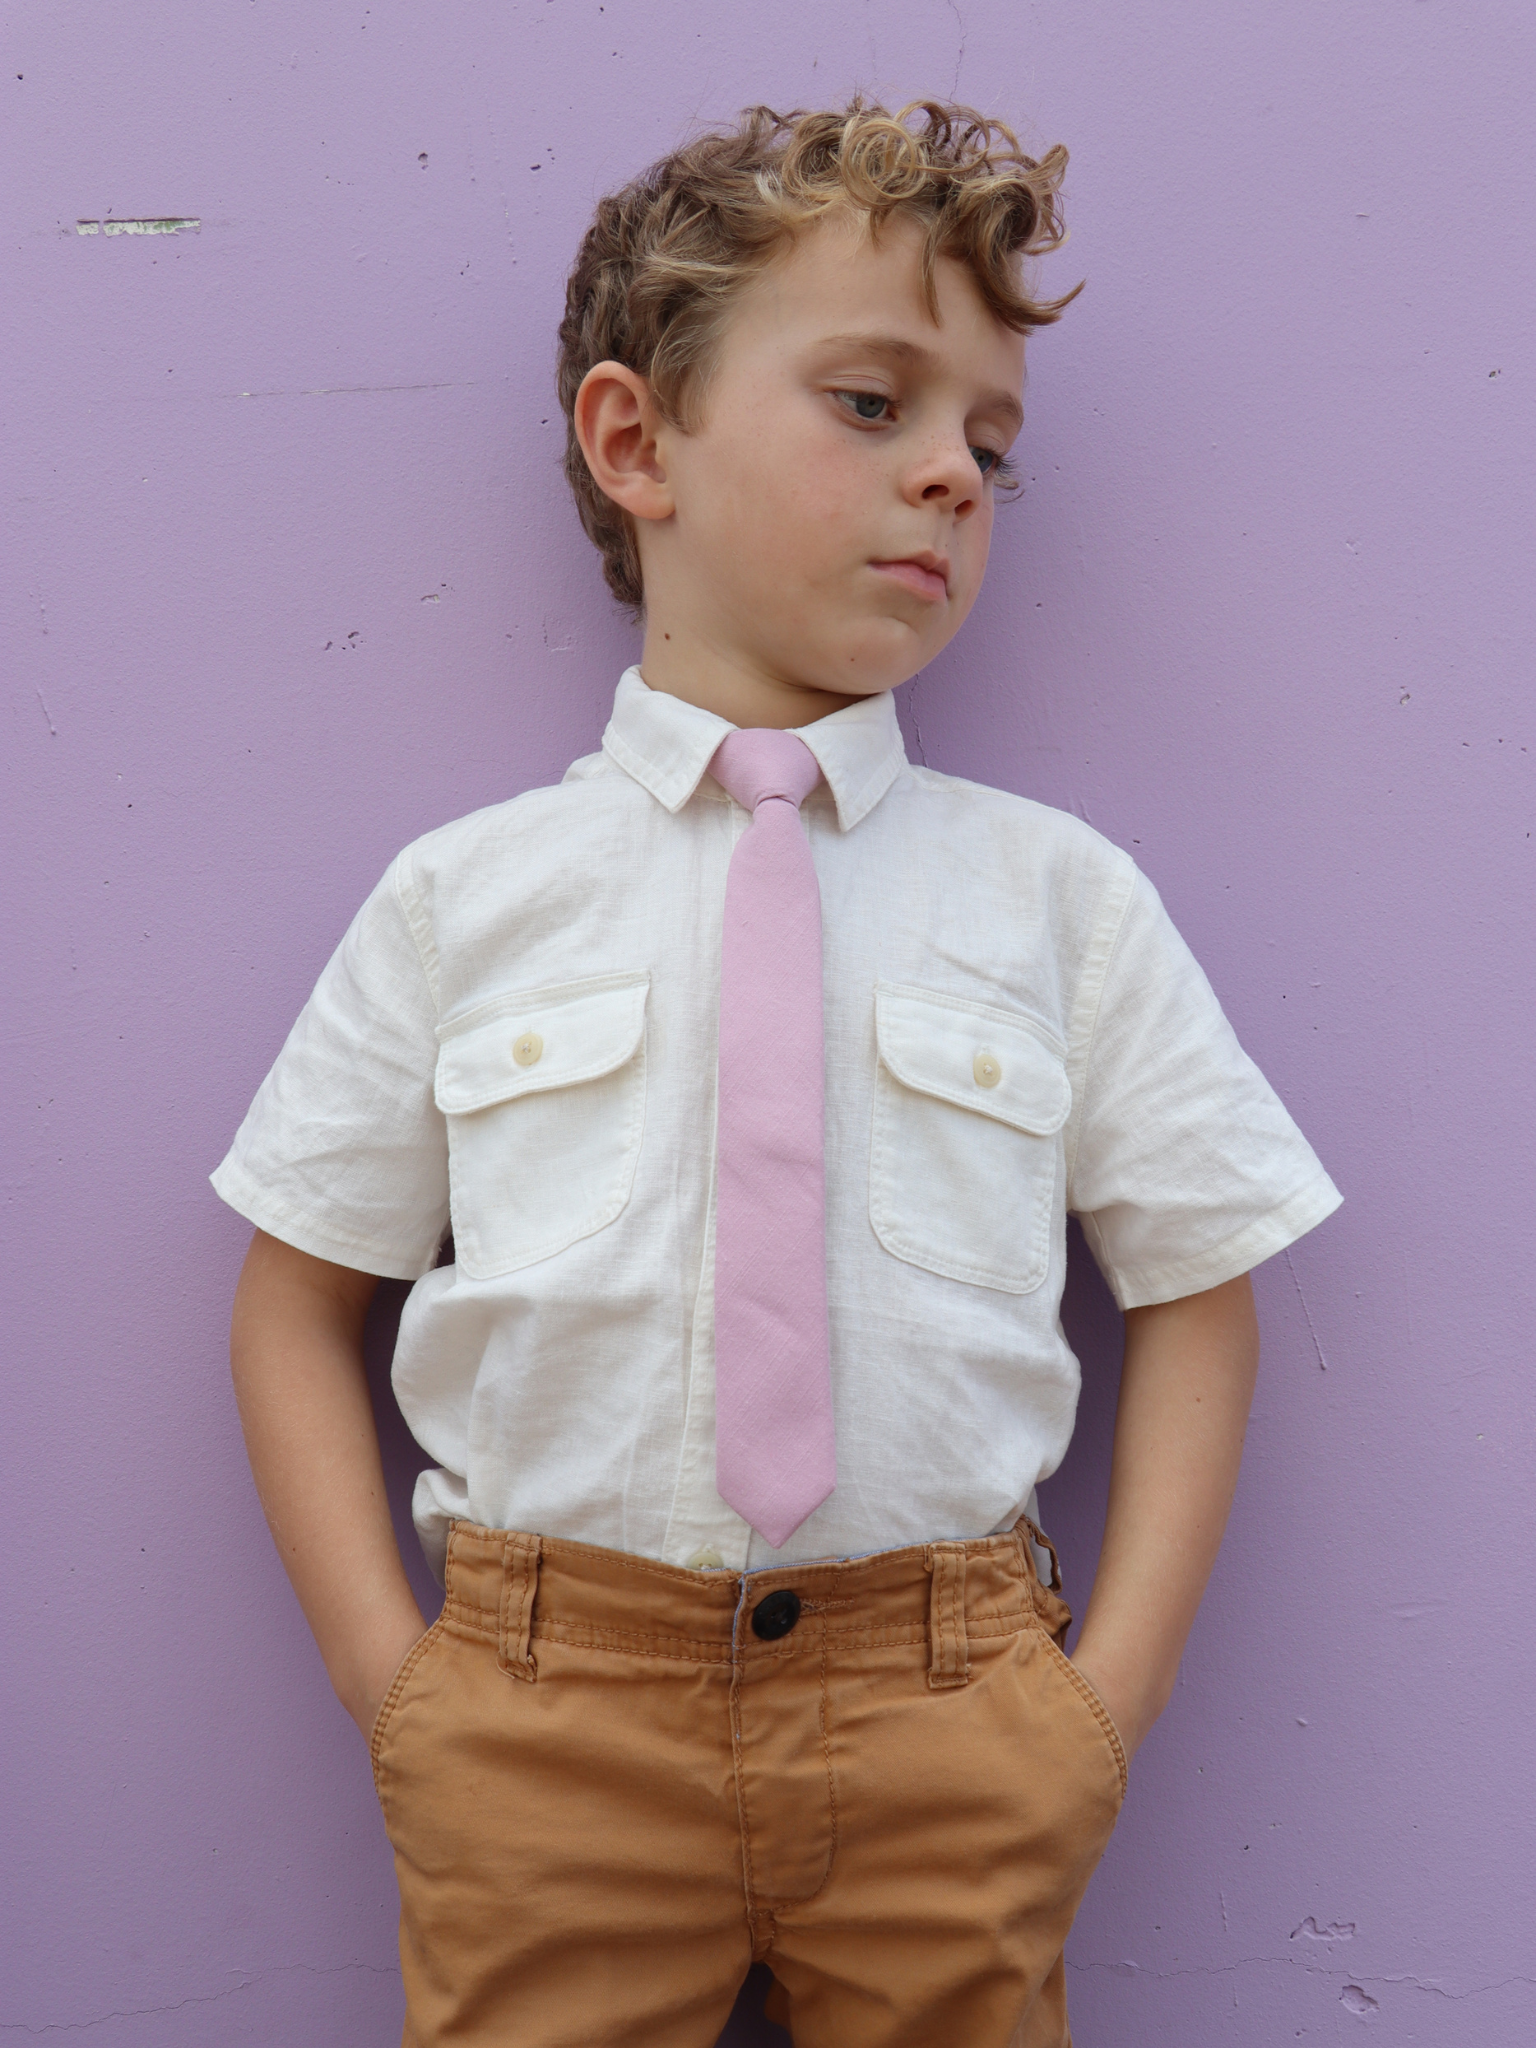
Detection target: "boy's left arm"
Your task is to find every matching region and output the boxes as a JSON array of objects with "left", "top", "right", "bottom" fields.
[{"left": 1067, "top": 1271, "right": 1260, "bottom": 1761}]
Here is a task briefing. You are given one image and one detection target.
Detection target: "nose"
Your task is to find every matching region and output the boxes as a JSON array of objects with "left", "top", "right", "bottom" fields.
[{"left": 903, "top": 437, "right": 981, "bottom": 520}]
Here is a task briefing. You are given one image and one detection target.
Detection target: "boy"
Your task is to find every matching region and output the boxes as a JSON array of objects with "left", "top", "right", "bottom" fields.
[{"left": 217, "top": 101, "right": 1340, "bottom": 2046}]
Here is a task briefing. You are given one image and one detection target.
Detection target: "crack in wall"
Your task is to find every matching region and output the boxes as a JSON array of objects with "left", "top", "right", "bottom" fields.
[
  {"left": 1068, "top": 1952, "right": 1536, "bottom": 2004},
  {"left": 0, "top": 1961, "right": 399, "bottom": 2036},
  {"left": 907, "top": 677, "right": 930, "bottom": 765},
  {"left": 1283, "top": 1245, "right": 1330, "bottom": 1370},
  {"left": 944, "top": 0, "right": 968, "bottom": 94}
]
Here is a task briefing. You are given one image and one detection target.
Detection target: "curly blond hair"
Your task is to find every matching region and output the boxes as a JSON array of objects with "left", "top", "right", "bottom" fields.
[{"left": 556, "top": 98, "right": 1077, "bottom": 611}]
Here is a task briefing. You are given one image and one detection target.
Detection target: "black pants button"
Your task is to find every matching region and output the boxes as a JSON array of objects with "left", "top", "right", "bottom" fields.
[{"left": 750, "top": 1588, "right": 802, "bottom": 1640}]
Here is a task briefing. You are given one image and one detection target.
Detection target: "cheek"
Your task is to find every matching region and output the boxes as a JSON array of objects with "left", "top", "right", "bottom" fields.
[
  {"left": 955, "top": 500, "right": 995, "bottom": 586},
  {"left": 779, "top": 452, "right": 879, "bottom": 580},
  {"left": 939, "top": 504, "right": 994, "bottom": 627},
  {"left": 710, "top": 407, "right": 867, "bottom": 556}
]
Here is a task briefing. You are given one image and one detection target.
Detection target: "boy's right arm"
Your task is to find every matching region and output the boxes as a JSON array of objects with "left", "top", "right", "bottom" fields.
[{"left": 230, "top": 1229, "right": 428, "bottom": 1740}]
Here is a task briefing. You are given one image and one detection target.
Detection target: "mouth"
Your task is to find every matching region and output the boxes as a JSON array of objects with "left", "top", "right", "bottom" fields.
[{"left": 870, "top": 554, "right": 950, "bottom": 605}]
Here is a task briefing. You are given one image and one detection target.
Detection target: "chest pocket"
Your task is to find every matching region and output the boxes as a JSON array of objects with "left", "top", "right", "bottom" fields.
[
  {"left": 869, "top": 983, "right": 1071, "bottom": 1295},
  {"left": 434, "top": 972, "right": 649, "bottom": 1281}
]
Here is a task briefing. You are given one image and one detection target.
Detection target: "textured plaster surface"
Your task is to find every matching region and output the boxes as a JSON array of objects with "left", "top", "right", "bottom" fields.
[{"left": 3, "top": 2, "right": 1532, "bottom": 2042}]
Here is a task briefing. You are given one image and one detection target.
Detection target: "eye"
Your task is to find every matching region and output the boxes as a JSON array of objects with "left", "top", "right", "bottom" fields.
[
  {"left": 835, "top": 389, "right": 893, "bottom": 422},
  {"left": 971, "top": 446, "right": 1019, "bottom": 488}
]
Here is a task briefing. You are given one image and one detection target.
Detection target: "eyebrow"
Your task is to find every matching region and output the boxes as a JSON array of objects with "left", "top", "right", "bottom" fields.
[{"left": 813, "top": 331, "right": 1025, "bottom": 429}]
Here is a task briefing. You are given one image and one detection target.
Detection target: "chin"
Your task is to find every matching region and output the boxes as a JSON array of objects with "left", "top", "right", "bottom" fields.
[{"left": 836, "top": 624, "right": 935, "bottom": 690}]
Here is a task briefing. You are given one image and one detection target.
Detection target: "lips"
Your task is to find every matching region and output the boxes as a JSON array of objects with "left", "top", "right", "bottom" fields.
[{"left": 870, "top": 557, "right": 949, "bottom": 604}]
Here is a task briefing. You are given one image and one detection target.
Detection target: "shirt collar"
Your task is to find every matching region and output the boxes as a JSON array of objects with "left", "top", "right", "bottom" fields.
[{"left": 600, "top": 666, "right": 908, "bottom": 832}]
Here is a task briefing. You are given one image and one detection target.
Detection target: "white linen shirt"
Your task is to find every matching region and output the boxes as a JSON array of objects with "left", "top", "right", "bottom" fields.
[{"left": 213, "top": 670, "right": 1340, "bottom": 1579}]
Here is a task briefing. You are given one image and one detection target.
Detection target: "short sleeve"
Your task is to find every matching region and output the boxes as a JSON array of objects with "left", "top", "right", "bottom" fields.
[
  {"left": 210, "top": 856, "right": 449, "bottom": 1280},
  {"left": 1068, "top": 869, "right": 1341, "bottom": 1310}
]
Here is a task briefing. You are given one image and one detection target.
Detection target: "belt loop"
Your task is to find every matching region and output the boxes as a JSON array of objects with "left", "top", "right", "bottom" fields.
[
  {"left": 1016, "top": 1513, "right": 1062, "bottom": 1593},
  {"left": 497, "top": 1531, "right": 541, "bottom": 1683},
  {"left": 442, "top": 1519, "right": 461, "bottom": 1606},
  {"left": 924, "top": 1543, "right": 970, "bottom": 1690}
]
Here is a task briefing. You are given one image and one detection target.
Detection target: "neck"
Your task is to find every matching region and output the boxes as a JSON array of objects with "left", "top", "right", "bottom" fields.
[{"left": 637, "top": 623, "right": 865, "bottom": 731}]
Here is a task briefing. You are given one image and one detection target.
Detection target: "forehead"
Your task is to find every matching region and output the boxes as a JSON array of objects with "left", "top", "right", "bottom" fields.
[{"left": 725, "top": 209, "right": 1025, "bottom": 383}]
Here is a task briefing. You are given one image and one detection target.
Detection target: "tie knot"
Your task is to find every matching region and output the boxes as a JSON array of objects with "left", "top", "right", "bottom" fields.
[{"left": 709, "top": 729, "right": 821, "bottom": 815}]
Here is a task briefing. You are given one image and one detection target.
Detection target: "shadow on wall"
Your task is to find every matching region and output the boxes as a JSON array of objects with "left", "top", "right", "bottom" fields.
[
  {"left": 362, "top": 1220, "right": 1123, "bottom": 2044},
  {"left": 1035, "top": 1221, "right": 1127, "bottom": 1650}
]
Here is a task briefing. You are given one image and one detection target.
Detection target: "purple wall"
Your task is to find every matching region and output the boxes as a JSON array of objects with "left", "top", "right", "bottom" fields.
[{"left": 5, "top": 3, "right": 1532, "bottom": 2041}]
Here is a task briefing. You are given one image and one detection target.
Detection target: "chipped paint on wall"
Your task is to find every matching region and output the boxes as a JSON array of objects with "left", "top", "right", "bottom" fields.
[{"left": 75, "top": 217, "right": 200, "bottom": 235}]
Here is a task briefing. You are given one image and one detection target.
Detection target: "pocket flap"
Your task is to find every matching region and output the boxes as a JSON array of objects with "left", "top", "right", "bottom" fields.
[
  {"left": 875, "top": 983, "right": 1070, "bottom": 1136},
  {"left": 434, "top": 973, "right": 649, "bottom": 1114}
]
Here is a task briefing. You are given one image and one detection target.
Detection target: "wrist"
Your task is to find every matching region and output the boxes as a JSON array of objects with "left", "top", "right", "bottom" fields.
[
  {"left": 332, "top": 1598, "right": 429, "bottom": 1738},
  {"left": 1068, "top": 1631, "right": 1174, "bottom": 1761}
]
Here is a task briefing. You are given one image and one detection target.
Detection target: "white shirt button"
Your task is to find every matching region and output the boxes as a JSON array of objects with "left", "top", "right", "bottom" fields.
[
  {"left": 973, "top": 1049, "right": 1002, "bottom": 1089},
  {"left": 513, "top": 1031, "right": 543, "bottom": 1067},
  {"left": 685, "top": 1546, "right": 726, "bottom": 1570}
]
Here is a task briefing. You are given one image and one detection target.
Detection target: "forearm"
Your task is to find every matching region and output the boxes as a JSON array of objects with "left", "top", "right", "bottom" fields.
[
  {"left": 230, "top": 1229, "right": 425, "bottom": 1732},
  {"left": 1069, "top": 1272, "right": 1260, "bottom": 1759}
]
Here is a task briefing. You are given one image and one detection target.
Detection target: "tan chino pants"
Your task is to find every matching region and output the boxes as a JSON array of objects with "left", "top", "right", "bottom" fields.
[{"left": 371, "top": 1518, "right": 1125, "bottom": 2047}]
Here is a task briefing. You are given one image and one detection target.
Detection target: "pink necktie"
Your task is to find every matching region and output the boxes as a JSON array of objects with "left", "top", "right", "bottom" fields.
[{"left": 709, "top": 729, "right": 836, "bottom": 1550}]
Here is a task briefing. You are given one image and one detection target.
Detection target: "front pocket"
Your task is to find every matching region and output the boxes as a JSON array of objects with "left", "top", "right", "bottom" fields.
[
  {"left": 869, "top": 983, "right": 1070, "bottom": 1294},
  {"left": 370, "top": 1618, "right": 444, "bottom": 1793},
  {"left": 1040, "top": 1635, "right": 1129, "bottom": 1802},
  {"left": 435, "top": 971, "right": 649, "bottom": 1280}
]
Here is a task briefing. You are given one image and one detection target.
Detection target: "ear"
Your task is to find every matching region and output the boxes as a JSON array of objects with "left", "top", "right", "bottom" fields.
[{"left": 573, "top": 362, "right": 674, "bottom": 522}]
